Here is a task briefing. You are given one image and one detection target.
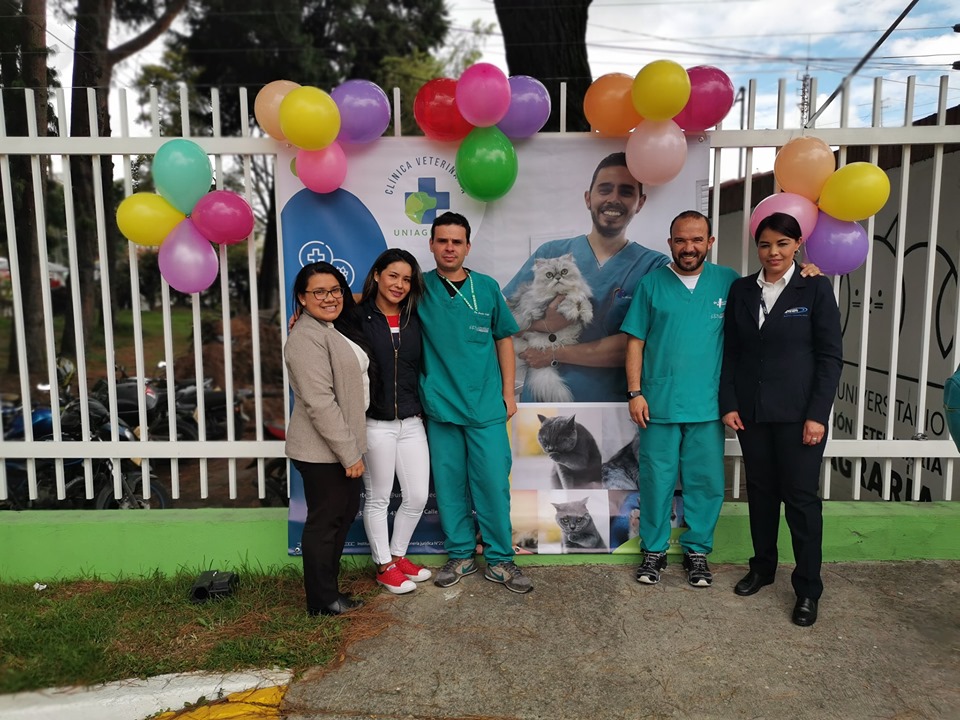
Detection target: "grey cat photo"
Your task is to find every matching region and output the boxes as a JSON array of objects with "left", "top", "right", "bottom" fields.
[
  {"left": 537, "top": 413, "right": 640, "bottom": 491},
  {"left": 551, "top": 497, "right": 608, "bottom": 553},
  {"left": 537, "top": 414, "right": 602, "bottom": 489}
]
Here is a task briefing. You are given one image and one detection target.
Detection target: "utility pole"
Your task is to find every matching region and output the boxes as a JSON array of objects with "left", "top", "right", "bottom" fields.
[{"left": 798, "top": 69, "right": 812, "bottom": 127}]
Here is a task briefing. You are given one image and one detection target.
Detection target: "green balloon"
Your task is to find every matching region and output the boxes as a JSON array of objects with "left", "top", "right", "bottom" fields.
[
  {"left": 456, "top": 127, "right": 518, "bottom": 202},
  {"left": 153, "top": 139, "right": 213, "bottom": 215}
]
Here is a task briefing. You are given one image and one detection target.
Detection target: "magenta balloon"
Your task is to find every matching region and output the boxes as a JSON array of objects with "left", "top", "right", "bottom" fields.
[
  {"left": 296, "top": 143, "right": 347, "bottom": 194},
  {"left": 625, "top": 120, "right": 688, "bottom": 186},
  {"left": 191, "top": 190, "right": 254, "bottom": 245},
  {"left": 496, "top": 75, "right": 551, "bottom": 138},
  {"left": 158, "top": 218, "right": 220, "bottom": 294},
  {"left": 456, "top": 63, "right": 511, "bottom": 128},
  {"left": 749, "top": 192, "right": 819, "bottom": 240},
  {"left": 804, "top": 211, "right": 869, "bottom": 275},
  {"left": 331, "top": 79, "right": 391, "bottom": 144},
  {"left": 673, "top": 66, "right": 735, "bottom": 132}
]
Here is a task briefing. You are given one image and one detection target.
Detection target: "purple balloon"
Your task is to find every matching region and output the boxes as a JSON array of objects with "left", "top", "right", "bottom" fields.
[
  {"left": 496, "top": 75, "right": 551, "bottom": 138},
  {"left": 159, "top": 218, "right": 220, "bottom": 294},
  {"left": 804, "top": 211, "right": 869, "bottom": 275},
  {"left": 331, "top": 79, "right": 391, "bottom": 144}
]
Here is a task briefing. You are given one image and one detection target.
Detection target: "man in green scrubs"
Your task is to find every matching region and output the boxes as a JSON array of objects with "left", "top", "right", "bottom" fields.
[
  {"left": 621, "top": 211, "right": 739, "bottom": 589},
  {"left": 418, "top": 211, "right": 533, "bottom": 594}
]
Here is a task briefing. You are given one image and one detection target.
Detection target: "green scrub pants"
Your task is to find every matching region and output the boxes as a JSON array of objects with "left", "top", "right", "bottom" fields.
[
  {"left": 426, "top": 419, "right": 514, "bottom": 565},
  {"left": 637, "top": 420, "right": 725, "bottom": 555}
]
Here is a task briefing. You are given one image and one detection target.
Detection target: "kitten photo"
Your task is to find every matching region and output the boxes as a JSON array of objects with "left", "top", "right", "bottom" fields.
[
  {"left": 552, "top": 497, "right": 607, "bottom": 552},
  {"left": 509, "top": 254, "right": 593, "bottom": 402}
]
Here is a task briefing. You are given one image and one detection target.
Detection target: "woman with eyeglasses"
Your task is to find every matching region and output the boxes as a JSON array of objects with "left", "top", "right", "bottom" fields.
[
  {"left": 285, "top": 261, "right": 370, "bottom": 617},
  {"left": 355, "top": 249, "right": 432, "bottom": 595}
]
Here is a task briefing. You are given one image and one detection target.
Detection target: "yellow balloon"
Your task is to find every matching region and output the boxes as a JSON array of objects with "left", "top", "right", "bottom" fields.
[
  {"left": 279, "top": 86, "right": 341, "bottom": 151},
  {"left": 631, "top": 60, "right": 691, "bottom": 121},
  {"left": 818, "top": 162, "right": 891, "bottom": 221},
  {"left": 774, "top": 136, "right": 836, "bottom": 201},
  {"left": 116, "top": 193, "right": 185, "bottom": 247}
]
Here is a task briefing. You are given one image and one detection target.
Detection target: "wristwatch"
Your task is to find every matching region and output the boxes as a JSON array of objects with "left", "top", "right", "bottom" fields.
[{"left": 625, "top": 389, "right": 643, "bottom": 399}]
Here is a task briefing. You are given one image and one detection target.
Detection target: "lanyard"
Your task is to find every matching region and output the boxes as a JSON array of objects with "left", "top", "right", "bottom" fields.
[{"left": 438, "top": 270, "right": 478, "bottom": 313}]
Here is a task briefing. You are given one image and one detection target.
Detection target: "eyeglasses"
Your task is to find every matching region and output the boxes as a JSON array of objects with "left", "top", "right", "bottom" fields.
[{"left": 307, "top": 286, "right": 344, "bottom": 300}]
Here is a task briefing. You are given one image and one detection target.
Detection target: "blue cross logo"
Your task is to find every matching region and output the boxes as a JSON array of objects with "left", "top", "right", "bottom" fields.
[{"left": 405, "top": 177, "right": 450, "bottom": 225}]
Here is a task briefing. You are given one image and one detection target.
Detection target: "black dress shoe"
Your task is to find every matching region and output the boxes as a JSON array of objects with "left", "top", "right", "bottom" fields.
[
  {"left": 792, "top": 597, "right": 818, "bottom": 627},
  {"left": 734, "top": 570, "right": 775, "bottom": 596},
  {"left": 308, "top": 597, "right": 360, "bottom": 617}
]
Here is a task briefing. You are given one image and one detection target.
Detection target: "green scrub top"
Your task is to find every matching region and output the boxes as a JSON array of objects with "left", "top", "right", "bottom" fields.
[
  {"left": 620, "top": 262, "right": 739, "bottom": 423},
  {"left": 418, "top": 268, "right": 520, "bottom": 427}
]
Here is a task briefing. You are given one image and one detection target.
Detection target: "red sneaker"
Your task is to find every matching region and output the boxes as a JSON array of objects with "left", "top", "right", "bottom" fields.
[
  {"left": 376, "top": 564, "right": 416, "bottom": 594},
  {"left": 393, "top": 556, "right": 432, "bottom": 582}
]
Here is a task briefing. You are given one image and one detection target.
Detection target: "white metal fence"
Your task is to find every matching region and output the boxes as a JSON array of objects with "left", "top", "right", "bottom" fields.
[{"left": 1, "top": 77, "right": 958, "bottom": 506}]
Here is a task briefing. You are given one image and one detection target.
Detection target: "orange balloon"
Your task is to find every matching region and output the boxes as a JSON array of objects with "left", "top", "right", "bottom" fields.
[
  {"left": 584, "top": 73, "right": 643, "bottom": 137},
  {"left": 255, "top": 80, "right": 300, "bottom": 141},
  {"left": 774, "top": 136, "right": 836, "bottom": 201}
]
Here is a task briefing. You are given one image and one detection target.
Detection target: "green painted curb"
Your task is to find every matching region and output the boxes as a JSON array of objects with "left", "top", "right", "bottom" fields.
[{"left": 1, "top": 502, "right": 958, "bottom": 581}]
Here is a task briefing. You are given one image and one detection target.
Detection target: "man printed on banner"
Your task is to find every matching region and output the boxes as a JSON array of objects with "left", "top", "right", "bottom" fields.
[{"left": 502, "top": 152, "right": 669, "bottom": 404}]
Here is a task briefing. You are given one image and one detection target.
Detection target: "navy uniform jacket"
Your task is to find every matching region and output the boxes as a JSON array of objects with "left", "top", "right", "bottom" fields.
[{"left": 719, "top": 265, "right": 843, "bottom": 425}]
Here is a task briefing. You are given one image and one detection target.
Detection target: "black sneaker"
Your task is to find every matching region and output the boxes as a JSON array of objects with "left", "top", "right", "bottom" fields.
[
  {"left": 683, "top": 551, "right": 713, "bottom": 587},
  {"left": 636, "top": 551, "right": 668, "bottom": 585}
]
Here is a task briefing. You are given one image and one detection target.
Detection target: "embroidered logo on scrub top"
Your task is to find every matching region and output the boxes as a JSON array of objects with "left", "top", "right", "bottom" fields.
[
  {"left": 613, "top": 287, "right": 632, "bottom": 300},
  {"left": 713, "top": 297, "right": 726, "bottom": 309},
  {"left": 784, "top": 306, "right": 810, "bottom": 317}
]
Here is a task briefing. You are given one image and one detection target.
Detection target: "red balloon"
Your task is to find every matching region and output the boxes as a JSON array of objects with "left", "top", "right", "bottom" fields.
[
  {"left": 673, "top": 66, "right": 735, "bottom": 133},
  {"left": 414, "top": 78, "right": 474, "bottom": 142}
]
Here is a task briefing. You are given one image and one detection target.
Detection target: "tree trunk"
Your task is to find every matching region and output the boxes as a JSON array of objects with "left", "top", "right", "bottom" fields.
[
  {"left": 493, "top": 0, "right": 592, "bottom": 132},
  {"left": 2, "top": 0, "right": 47, "bottom": 375},
  {"left": 257, "top": 187, "right": 279, "bottom": 310},
  {"left": 61, "top": 0, "right": 112, "bottom": 358}
]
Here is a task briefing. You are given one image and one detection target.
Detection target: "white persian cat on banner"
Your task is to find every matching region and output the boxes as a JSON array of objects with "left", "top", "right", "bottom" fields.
[{"left": 508, "top": 253, "right": 593, "bottom": 402}]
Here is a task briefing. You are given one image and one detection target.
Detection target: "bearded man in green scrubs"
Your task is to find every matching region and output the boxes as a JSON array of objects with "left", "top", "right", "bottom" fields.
[
  {"left": 418, "top": 211, "right": 533, "bottom": 594},
  {"left": 621, "top": 211, "right": 739, "bottom": 590}
]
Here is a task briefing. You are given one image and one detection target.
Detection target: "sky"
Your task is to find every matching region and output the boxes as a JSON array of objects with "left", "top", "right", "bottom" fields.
[{"left": 41, "top": 0, "right": 959, "bottom": 174}]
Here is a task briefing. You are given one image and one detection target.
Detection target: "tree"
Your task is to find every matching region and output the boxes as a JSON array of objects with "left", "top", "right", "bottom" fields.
[
  {"left": 493, "top": 0, "right": 592, "bottom": 132},
  {"left": 0, "top": 0, "right": 50, "bottom": 375},
  {"left": 59, "top": 0, "right": 188, "bottom": 358},
  {"left": 140, "top": 0, "right": 451, "bottom": 309},
  {"left": 380, "top": 19, "right": 493, "bottom": 136}
]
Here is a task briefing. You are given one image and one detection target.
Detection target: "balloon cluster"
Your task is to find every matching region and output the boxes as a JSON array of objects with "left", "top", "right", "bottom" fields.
[
  {"left": 116, "top": 139, "right": 254, "bottom": 294},
  {"left": 750, "top": 136, "right": 891, "bottom": 275},
  {"left": 413, "top": 64, "right": 551, "bottom": 202},
  {"left": 255, "top": 78, "right": 392, "bottom": 194},
  {"left": 584, "top": 61, "right": 735, "bottom": 186}
]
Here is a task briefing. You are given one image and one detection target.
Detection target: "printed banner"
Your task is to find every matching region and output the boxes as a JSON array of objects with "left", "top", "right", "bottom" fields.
[{"left": 279, "top": 135, "right": 710, "bottom": 556}]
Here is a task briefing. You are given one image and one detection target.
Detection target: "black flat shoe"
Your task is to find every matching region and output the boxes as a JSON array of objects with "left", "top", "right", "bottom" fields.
[
  {"left": 734, "top": 570, "right": 775, "bottom": 596},
  {"left": 792, "top": 597, "right": 818, "bottom": 627},
  {"left": 337, "top": 594, "right": 364, "bottom": 611},
  {"left": 308, "top": 597, "right": 360, "bottom": 617}
]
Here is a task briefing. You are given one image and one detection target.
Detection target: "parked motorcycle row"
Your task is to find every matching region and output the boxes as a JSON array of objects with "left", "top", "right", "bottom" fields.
[{"left": 1, "top": 359, "right": 252, "bottom": 511}]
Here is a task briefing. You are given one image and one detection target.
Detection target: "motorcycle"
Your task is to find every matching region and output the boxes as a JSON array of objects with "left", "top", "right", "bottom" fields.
[{"left": 3, "top": 360, "right": 169, "bottom": 510}]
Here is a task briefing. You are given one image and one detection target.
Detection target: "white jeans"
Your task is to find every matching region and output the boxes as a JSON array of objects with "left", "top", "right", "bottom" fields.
[{"left": 362, "top": 416, "right": 430, "bottom": 565}]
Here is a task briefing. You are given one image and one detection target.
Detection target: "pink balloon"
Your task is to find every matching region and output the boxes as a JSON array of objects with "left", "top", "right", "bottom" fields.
[
  {"left": 191, "top": 190, "right": 254, "bottom": 245},
  {"left": 624, "top": 120, "right": 688, "bottom": 186},
  {"left": 673, "top": 66, "right": 735, "bottom": 132},
  {"left": 456, "top": 63, "right": 511, "bottom": 128},
  {"left": 296, "top": 143, "right": 347, "bottom": 194},
  {"left": 158, "top": 218, "right": 220, "bottom": 294},
  {"left": 749, "top": 193, "right": 819, "bottom": 240}
]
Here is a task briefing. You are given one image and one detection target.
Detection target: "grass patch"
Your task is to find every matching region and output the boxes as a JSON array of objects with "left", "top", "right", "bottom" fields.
[{"left": 0, "top": 564, "right": 378, "bottom": 695}]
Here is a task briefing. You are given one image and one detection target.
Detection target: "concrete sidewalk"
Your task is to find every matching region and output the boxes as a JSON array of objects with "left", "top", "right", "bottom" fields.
[{"left": 285, "top": 560, "right": 960, "bottom": 720}]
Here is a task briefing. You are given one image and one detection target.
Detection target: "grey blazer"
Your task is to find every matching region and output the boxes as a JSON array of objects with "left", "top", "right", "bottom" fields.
[{"left": 284, "top": 313, "right": 367, "bottom": 467}]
